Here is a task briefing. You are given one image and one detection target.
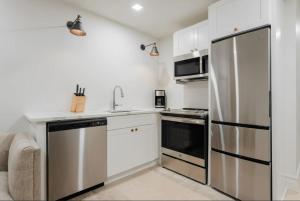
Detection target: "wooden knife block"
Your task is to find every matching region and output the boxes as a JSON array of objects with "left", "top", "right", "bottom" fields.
[{"left": 71, "top": 95, "right": 86, "bottom": 113}]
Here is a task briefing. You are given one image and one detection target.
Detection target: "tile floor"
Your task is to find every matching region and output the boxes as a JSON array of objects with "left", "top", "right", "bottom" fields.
[{"left": 73, "top": 166, "right": 231, "bottom": 200}]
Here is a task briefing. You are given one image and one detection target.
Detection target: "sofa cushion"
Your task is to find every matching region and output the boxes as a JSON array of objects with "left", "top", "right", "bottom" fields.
[
  {"left": 8, "top": 133, "right": 40, "bottom": 200},
  {"left": 0, "top": 133, "right": 15, "bottom": 171},
  {"left": 0, "top": 171, "right": 12, "bottom": 200}
]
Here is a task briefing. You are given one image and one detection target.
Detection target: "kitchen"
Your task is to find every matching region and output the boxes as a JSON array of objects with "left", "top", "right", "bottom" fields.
[{"left": 0, "top": 0, "right": 299, "bottom": 201}]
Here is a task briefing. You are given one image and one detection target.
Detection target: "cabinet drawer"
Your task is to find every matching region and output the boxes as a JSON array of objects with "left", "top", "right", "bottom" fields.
[
  {"left": 162, "top": 155, "right": 206, "bottom": 184},
  {"left": 107, "top": 114, "right": 157, "bottom": 130}
]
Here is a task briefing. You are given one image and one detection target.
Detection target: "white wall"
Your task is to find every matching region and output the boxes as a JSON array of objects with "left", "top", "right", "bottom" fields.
[
  {"left": 158, "top": 36, "right": 183, "bottom": 108},
  {"left": 0, "top": 0, "right": 159, "bottom": 132},
  {"left": 158, "top": 35, "right": 209, "bottom": 109},
  {"left": 296, "top": 0, "right": 300, "bottom": 175},
  {"left": 271, "top": 0, "right": 298, "bottom": 199},
  {"left": 183, "top": 82, "right": 209, "bottom": 109}
]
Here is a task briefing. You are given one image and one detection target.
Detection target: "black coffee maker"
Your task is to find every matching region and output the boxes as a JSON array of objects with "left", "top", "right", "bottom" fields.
[{"left": 155, "top": 90, "right": 166, "bottom": 108}]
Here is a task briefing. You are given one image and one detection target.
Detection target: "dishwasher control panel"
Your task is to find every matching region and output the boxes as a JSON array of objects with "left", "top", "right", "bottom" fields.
[{"left": 48, "top": 118, "right": 107, "bottom": 132}]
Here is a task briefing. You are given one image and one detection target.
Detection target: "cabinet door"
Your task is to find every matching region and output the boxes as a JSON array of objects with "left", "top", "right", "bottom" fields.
[
  {"left": 133, "top": 124, "right": 158, "bottom": 167},
  {"left": 209, "top": 0, "right": 270, "bottom": 40},
  {"left": 107, "top": 124, "right": 158, "bottom": 177},
  {"left": 173, "top": 26, "right": 197, "bottom": 56},
  {"left": 174, "top": 21, "right": 209, "bottom": 56},
  {"left": 195, "top": 21, "right": 209, "bottom": 51}
]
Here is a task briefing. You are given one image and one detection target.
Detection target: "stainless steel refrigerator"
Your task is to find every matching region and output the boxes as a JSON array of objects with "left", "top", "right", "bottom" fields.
[{"left": 210, "top": 27, "right": 271, "bottom": 200}]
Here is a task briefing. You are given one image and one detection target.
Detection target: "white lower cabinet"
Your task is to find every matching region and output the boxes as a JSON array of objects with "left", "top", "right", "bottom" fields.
[{"left": 107, "top": 116, "right": 158, "bottom": 177}]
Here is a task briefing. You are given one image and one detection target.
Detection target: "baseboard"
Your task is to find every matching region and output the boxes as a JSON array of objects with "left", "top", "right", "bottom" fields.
[{"left": 106, "top": 159, "right": 159, "bottom": 185}]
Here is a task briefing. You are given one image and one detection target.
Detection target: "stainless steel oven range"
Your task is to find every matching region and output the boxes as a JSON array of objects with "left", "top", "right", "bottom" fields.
[{"left": 160, "top": 108, "right": 208, "bottom": 184}]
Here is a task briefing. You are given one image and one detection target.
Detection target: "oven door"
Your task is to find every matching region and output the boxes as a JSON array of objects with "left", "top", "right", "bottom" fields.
[{"left": 161, "top": 116, "right": 207, "bottom": 167}]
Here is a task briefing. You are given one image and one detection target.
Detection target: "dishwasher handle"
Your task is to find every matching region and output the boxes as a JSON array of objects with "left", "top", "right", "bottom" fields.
[{"left": 48, "top": 118, "right": 107, "bottom": 132}]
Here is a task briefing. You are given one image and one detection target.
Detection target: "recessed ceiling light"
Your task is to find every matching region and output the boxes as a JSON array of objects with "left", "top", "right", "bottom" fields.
[{"left": 132, "top": 4, "right": 143, "bottom": 11}]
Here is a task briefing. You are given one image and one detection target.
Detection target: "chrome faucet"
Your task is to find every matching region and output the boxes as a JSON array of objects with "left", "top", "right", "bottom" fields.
[{"left": 113, "top": 85, "right": 125, "bottom": 111}]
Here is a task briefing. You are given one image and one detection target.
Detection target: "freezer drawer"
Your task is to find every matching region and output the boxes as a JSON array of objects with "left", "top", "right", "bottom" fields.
[
  {"left": 211, "top": 27, "right": 270, "bottom": 127},
  {"left": 211, "top": 150, "right": 271, "bottom": 200},
  {"left": 211, "top": 123, "right": 270, "bottom": 162}
]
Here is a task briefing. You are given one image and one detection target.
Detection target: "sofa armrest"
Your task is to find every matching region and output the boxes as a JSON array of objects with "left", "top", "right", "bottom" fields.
[
  {"left": 8, "top": 133, "right": 41, "bottom": 200},
  {"left": 0, "top": 133, "right": 15, "bottom": 171}
]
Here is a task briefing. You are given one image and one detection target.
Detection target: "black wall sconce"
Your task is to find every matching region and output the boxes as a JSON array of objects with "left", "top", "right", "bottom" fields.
[
  {"left": 7, "top": 14, "right": 86, "bottom": 37},
  {"left": 67, "top": 15, "right": 87, "bottom": 37},
  {"left": 140, "top": 42, "right": 159, "bottom": 56}
]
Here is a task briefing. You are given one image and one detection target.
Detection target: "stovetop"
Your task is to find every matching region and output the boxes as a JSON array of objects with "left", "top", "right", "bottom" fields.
[{"left": 161, "top": 108, "right": 208, "bottom": 118}]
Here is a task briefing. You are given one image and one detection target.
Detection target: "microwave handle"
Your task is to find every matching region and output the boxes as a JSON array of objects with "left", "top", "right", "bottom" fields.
[{"left": 199, "top": 57, "right": 203, "bottom": 74}]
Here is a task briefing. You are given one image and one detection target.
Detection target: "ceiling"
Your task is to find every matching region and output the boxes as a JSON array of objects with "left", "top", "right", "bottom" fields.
[{"left": 63, "top": 0, "right": 217, "bottom": 39}]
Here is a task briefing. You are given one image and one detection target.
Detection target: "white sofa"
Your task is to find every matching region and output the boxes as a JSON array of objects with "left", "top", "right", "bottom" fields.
[{"left": 0, "top": 133, "right": 40, "bottom": 200}]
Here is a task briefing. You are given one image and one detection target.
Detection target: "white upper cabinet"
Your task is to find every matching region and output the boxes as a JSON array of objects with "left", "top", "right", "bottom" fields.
[
  {"left": 173, "top": 20, "right": 209, "bottom": 57},
  {"left": 209, "top": 0, "right": 271, "bottom": 40},
  {"left": 173, "top": 25, "right": 195, "bottom": 57},
  {"left": 196, "top": 21, "right": 210, "bottom": 52}
]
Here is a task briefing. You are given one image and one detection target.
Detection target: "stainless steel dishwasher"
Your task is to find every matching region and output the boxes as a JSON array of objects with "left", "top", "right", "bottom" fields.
[{"left": 47, "top": 118, "right": 107, "bottom": 200}]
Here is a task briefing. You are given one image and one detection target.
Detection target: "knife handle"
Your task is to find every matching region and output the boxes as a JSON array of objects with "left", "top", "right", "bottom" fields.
[{"left": 76, "top": 84, "right": 79, "bottom": 96}]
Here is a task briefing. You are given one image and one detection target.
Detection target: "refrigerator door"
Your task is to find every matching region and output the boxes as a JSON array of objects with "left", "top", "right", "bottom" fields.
[
  {"left": 211, "top": 123, "right": 270, "bottom": 162},
  {"left": 211, "top": 150, "right": 271, "bottom": 200},
  {"left": 211, "top": 27, "right": 270, "bottom": 127}
]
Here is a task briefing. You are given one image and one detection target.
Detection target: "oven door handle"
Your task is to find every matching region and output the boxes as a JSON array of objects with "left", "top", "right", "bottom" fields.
[{"left": 161, "top": 116, "right": 205, "bottom": 125}]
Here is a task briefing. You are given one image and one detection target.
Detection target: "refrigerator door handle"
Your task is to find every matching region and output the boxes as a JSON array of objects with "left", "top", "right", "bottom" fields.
[{"left": 269, "top": 91, "right": 272, "bottom": 118}]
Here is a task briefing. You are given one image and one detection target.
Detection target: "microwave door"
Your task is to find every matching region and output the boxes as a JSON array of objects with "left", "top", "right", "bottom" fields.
[
  {"left": 202, "top": 55, "right": 209, "bottom": 74},
  {"left": 211, "top": 27, "right": 270, "bottom": 127},
  {"left": 174, "top": 57, "right": 200, "bottom": 78}
]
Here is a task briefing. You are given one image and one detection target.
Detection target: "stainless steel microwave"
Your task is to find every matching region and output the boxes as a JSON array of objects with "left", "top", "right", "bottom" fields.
[{"left": 174, "top": 49, "right": 208, "bottom": 81}]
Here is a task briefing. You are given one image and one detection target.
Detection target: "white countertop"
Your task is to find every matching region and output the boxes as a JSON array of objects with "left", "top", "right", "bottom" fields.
[{"left": 25, "top": 109, "right": 162, "bottom": 123}]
